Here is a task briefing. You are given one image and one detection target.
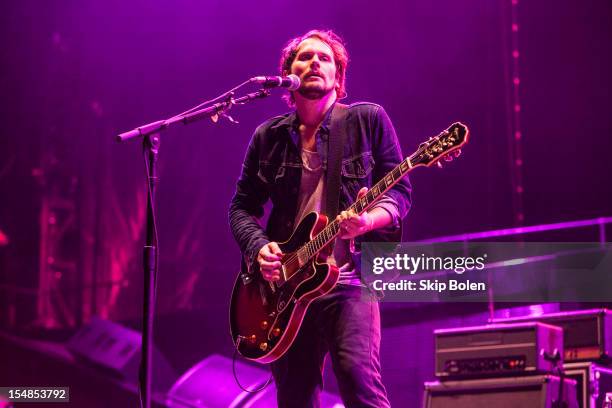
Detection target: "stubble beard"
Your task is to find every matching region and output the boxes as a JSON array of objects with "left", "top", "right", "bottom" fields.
[{"left": 297, "top": 83, "right": 334, "bottom": 100}]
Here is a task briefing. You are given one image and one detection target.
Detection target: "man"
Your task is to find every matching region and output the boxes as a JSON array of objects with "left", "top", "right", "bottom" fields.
[{"left": 229, "top": 29, "right": 411, "bottom": 408}]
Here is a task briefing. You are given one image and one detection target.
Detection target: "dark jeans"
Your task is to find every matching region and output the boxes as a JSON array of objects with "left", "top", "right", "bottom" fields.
[{"left": 270, "top": 284, "right": 390, "bottom": 408}]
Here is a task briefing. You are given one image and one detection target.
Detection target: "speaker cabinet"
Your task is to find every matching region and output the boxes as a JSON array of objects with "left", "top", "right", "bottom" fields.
[
  {"left": 424, "top": 375, "right": 578, "bottom": 408},
  {"left": 565, "top": 362, "right": 612, "bottom": 408}
]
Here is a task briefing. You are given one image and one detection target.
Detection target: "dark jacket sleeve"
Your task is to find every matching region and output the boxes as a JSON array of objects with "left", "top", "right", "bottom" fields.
[
  {"left": 366, "top": 105, "right": 412, "bottom": 242},
  {"left": 356, "top": 105, "right": 412, "bottom": 290},
  {"left": 228, "top": 128, "right": 271, "bottom": 271}
]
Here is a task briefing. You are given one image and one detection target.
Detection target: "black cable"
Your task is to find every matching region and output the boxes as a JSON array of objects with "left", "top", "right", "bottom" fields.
[
  {"left": 232, "top": 338, "right": 273, "bottom": 393},
  {"left": 142, "top": 141, "right": 160, "bottom": 297}
]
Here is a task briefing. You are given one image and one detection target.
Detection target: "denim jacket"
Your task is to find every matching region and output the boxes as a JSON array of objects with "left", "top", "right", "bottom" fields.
[{"left": 228, "top": 102, "right": 412, "bottom": 274}]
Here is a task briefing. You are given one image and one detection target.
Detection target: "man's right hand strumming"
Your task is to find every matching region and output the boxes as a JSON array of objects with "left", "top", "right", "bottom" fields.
[{"left": 257, "top": 242, "right": 284, "bottom": 282}]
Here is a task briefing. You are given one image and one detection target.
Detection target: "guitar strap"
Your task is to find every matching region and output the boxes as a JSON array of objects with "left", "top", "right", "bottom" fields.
[{"left": 325, "top": 103, "right": 348, "bottom": 219}]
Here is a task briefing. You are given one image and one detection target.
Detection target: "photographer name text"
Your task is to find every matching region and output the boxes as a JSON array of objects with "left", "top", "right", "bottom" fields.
[{"left": 372, "top": 279, "right": 486, "bottom": 292}]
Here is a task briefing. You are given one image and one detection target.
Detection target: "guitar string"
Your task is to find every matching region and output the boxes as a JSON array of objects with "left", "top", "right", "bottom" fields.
[
  {"left": 282, "top": 164, "right": 407, "bottom": 268},
  {"left": 281, "top": 156, "right": 413, "bottom": 268}
]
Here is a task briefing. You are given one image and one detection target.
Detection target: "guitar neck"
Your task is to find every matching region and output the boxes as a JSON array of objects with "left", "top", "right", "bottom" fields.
[
  {"left": 299, "top": 155, "right": 414, "bottom": 260},
  {"left": 296, "top": 121, "right": 469, "bottom": 264}
]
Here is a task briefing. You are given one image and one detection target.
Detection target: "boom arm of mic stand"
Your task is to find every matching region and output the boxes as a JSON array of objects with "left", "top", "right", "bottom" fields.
[
  {"left": 116, "top": 89, "right": 270, "bottom": 142},
  {"left": 170, "top": 88, "right": 270, "bottom": 124}
]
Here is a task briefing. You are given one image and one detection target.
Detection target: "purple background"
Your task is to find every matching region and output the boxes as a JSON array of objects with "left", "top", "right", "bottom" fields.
[{"left": 1, "top": 0, "right": 611, "bottom": 406}]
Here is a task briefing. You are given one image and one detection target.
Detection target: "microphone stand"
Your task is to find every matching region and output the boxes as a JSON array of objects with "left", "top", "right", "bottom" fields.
[{"left": 116, "top": 88, "right": 270, "bottom": 408}]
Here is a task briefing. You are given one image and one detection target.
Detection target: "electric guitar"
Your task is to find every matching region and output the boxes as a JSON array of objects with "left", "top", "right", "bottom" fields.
[{"left": 230, "top": 122, "right": 469, "bottom": 363}]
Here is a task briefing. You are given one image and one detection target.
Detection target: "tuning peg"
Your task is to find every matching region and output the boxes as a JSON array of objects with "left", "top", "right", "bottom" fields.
[
  {"left": 436, "top": 161, "right": 443, "bottom": 168},
  {"left": 444, "top": 155, "right": 453, "bottom": 162},
  {"left": 454, "top": 149, "right": 462, "bottom": 158}
]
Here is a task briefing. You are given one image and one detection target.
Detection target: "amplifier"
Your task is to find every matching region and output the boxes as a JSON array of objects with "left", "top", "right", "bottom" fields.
[
  {"left": 435, "top": 322, "right": 563, "bottom": 379},
  {"left": 423, "top": 375, "right": 578, "bottom": 408},
  {"left": 564, "top": 362, "right": 612, "bottom": 408},
  {"left": 491, "top": 309, "right": 611, "bottom": 363}
]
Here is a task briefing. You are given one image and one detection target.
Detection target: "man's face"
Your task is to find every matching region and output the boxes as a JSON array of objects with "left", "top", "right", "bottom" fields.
[{"left": 290, "top": 37, "right": 337, "bottom": 100}]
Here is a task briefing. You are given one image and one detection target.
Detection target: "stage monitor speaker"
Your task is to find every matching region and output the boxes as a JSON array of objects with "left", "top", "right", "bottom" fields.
[
  {"left": 167, "top": 354, "right": 344, "bottom": 408},
  {"left": 424, "top": 375, "right": 578, "bottom": 408},
  {"left": 67, "top": 316, "right": 176, "bottom": 392}
]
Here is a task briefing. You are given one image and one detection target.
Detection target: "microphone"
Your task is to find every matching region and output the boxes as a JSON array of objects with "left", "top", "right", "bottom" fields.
[{"left": 250, "top": 74, "right": 300, "bottom": 91}]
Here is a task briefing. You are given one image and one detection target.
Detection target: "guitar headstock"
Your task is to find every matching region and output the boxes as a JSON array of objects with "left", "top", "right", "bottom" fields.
[{"left": 410, "top": 122, "right": 469, "bottom": 168}]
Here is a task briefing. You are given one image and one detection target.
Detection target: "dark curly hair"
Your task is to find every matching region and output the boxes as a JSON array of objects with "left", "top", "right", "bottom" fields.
[{"left": 279, "top": 29, "right": 349, "bottom": 106}]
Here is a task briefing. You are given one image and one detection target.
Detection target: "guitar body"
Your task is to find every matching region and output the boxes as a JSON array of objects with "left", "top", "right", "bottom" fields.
[{"left": 229, "top": 211, "right": 340, "bottom": 363}]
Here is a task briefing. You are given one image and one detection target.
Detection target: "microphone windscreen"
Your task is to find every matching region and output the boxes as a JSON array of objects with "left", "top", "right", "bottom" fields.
[{"left": 286, "top": 74, "right": 300, "bottom": 91}]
